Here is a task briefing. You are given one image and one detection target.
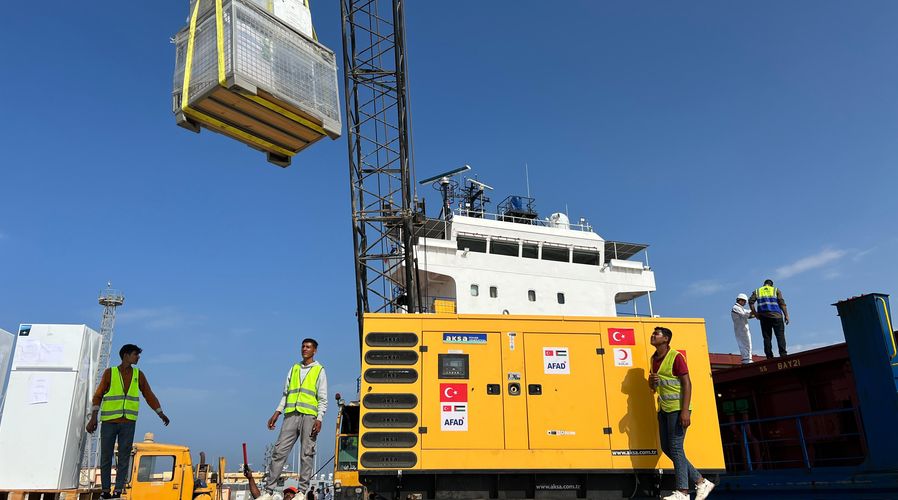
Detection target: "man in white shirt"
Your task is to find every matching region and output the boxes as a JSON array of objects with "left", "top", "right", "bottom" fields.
[
  {"left": 731, "top": 293, "right": 754, "bottom": 364},
  {"left": 266, "top": 338, "right": 328, "bottom": 495}
]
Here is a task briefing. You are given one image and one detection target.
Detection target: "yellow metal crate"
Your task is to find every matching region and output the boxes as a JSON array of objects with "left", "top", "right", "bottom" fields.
[{"left": 431, "top": 299, "right": 457, "bottom": 314}]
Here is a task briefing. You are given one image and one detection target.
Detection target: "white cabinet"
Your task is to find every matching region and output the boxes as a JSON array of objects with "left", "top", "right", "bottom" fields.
[
  {"left": 0, "top": 328, "right": 13, "bottom": 417},
  {"left": 0, "top": 324, "right": 101, "bottom": 489}
]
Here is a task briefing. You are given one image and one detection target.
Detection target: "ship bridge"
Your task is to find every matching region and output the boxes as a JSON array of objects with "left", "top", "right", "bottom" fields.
[{"left": 407, "top": 203, "right": 656, "bottom": 317}]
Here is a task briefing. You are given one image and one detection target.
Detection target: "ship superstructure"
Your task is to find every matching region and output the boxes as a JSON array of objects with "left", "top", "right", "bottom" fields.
[{"left": 407, "top": 175, "right": 656, "bottom": 317}]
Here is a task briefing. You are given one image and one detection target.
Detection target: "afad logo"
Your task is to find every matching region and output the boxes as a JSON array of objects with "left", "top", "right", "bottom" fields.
[{"left": 608, "top": 328, "right": 635, "bottom": 345}]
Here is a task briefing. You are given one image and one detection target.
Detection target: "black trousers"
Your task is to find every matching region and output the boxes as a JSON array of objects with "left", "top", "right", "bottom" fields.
[{"left": 759, "top": 316, "right": 787, "bottom": 358}]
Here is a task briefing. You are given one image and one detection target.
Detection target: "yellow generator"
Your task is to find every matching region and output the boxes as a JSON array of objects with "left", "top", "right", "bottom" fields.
[{"left": 355, "top": 314, "right": 724, "bottom": 498}]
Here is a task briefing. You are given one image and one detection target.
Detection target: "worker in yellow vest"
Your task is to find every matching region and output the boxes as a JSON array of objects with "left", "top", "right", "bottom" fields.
[
  {"left": 266, "top": 338, "right": 328, "bottom": 496},
  {"left": 649, "top": 327, "right": 715, "bottom": 500},
  {"left": 86, "top": 344, "right": 170, "bottom": 499},
  {"left": 748, "top": 279, "right": 790, "bottom": 359}
]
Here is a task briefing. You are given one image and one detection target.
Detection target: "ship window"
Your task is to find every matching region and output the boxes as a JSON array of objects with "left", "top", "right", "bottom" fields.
[
  {"left": 457, "top": 235, "right": 486, "bottom": 253},
  {"left": 572, "top": 248, "right": 601, "bottom": 266},
  {"left": 557, "top": 293, "right": 565, "bottom": 304},
  {"left": 490, "top": 286, "right": 498, "bottom": 298},
  {"left": 522, "top": 242, "right": 539, "bottom": 259},
  {"left": 489, "top": 239, "right": 518, "bottom": 257},
  {"left": 542, "top": 244, "right": 569, "bottom": 263},
  {"left": 470, "top": 284, "right": 479, "bottom": 297},
  {"left": 528, "top": 290, "right": 536, "bottom": 302}
]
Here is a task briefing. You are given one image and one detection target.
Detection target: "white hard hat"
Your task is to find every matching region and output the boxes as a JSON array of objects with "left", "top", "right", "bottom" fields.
[{"left": 737, "top": 293, "right": 748, "bottom": 302}]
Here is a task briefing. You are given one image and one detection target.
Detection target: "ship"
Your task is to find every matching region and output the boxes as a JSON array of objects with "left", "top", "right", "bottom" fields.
[
  {"left": 408, "top": 173, "right": 657, "bottom": 318},
  {"left": 331, "top": 170, "right": 898, "bottom": 499}
]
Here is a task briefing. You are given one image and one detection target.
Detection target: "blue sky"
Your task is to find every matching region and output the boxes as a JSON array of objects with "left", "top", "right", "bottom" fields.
[{"left": 2, "top": 1, "right": 897, "bottom": 469}]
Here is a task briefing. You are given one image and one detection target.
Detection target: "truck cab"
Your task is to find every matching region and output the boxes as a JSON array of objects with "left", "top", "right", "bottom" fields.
[
  {"left": 333, "top": 395, "right": 364, "bottom": 500},
  {"left": 121, "top": 433, "right": 225, "bottom": 500}
]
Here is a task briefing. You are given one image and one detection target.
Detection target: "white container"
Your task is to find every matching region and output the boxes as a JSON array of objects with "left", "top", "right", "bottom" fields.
[
  {"left": 270, "top": 0, "right": 313, "bottom": 38},
  {"left": 0, "top": 328, "right": 13, "bottom": 417},
  {"left": 0, "top": 324, "right": 102, "bottom": 490},
  {"left": 243, "top": 0, "right": 313, "bottom": 38}
]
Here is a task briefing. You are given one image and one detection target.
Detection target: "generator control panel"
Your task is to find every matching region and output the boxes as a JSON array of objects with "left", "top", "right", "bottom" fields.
[{"left": 438, "top": 353, "right": 469, "bottom": 379}]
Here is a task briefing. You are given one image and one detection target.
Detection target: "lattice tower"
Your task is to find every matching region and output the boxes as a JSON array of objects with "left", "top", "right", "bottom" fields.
[
  {"left": 341, "top": 0, "right": 423, "bottom": 345},
  {"left": 79, "top": 283, "right": 125, "bottom": 487}
]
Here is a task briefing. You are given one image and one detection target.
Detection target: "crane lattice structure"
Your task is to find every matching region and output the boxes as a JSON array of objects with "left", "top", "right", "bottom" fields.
[
  {"left": 80, "top": 283, "right": 125, "bottom": 487},
  {"left": 341, "top": 0, "right": 422, "bottom": 342}
]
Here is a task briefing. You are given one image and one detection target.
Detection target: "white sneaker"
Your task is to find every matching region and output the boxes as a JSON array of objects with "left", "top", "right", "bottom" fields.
[
  {"left": 695, "top": 479, "right": 716, "bottom": 500},
  {"left": 661, "top": 491, "right": 689, "bottom": 500}
]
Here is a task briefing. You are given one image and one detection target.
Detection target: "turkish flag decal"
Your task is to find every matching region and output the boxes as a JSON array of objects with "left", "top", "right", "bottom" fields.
[
  {"left": 440, "top": 383, "right": 468, "bottom": 402},
  {"left": 608, "top": 328, "right": 636, "bottom": 345}
]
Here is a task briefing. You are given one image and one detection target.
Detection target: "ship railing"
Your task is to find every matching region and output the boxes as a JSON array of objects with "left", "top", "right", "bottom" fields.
[
  {"left": 719, "top": 407, "right": 866, "bottom": 472},
  {"left": 454, "top": 208, "right": 594, "bottom": 232},
  {"left": 615, "top": 311, "right": 654, "bottom": 318}
]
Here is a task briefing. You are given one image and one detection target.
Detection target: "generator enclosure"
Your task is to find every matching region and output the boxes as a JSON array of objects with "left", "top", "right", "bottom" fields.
[
  {"left": 173, "top": 0, "right": 341, "bottom": 166},
  {"left": 358, "top": 314, "right": 725, "bottom": 497},
  {"left": 0, "top": 324, "right": 102, "bottom": 490}
]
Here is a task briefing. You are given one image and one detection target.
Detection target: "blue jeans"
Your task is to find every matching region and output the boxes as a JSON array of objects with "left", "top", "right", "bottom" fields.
[
  {"left": 658, "top": 410, "right": 701, "bottom": 490},
  {"left": 100, "top": 421, "right": 136, "bottom": 492}
]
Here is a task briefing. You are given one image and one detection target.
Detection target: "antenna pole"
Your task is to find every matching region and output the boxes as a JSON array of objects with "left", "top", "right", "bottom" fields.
[
  {"left": 80, "top": 283, "right": 124, "bottom": 488},
  {"left": 525, "top": 163, "right": 531, "bottom": 199},
  {"left": 440, "top": 178, "right": 452, "bottom": 221}
]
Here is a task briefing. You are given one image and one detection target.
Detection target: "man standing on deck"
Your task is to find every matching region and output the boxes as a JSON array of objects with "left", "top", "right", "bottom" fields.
[
  {"left": 731, "top": 293, "right": 754, "bottom": 363},
  {"left": 86, "top": 344, "right": 170, "bottom": 499},
  {"left": 266, "top": 338, "right": 328, "bottom": 496},
  {"left": 749, "top": 279, "right": 790, "bottom": 359},
  {"left": 648, "top": 327, "right": 715, "bottom": 500}
]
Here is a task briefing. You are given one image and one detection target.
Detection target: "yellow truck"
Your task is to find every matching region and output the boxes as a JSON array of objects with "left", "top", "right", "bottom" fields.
[
  {"left": 349, "top": 313, "right": 725, "bottom": 498},
  {"left": 332, "top": 398, "right": 365, "bottom": 500},
  {"left": 119, "top": 434, "right": 226, "bottom": 500}
]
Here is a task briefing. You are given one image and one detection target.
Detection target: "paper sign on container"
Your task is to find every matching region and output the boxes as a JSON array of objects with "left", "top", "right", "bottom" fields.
[{"left": 28, "top": 376, "right": 50, "bottom": 405}]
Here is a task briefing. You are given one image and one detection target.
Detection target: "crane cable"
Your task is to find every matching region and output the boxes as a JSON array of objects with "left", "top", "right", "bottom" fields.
[{"left": 314, "top": 454, "right": 335, "bottom": 476}]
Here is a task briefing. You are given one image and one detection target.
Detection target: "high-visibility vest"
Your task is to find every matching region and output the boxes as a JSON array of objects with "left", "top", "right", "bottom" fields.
[
  {"left": 755, "top": 285, "right": 784, "bottom": 315},
  {"left": 285, "top": 363, "right": 322, "bottom": 416},
  {"left": 101, "top": 367, "right": 140, "bottom": 422},
  {"left": 655, "top": 349, "right": 692, "bottom": 413}
]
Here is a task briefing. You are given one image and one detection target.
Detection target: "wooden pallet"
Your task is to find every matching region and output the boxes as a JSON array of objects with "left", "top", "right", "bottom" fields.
[
  {"left": 177, "top": 80, "right": 337, "bottom": 168},
  {"left": 0, "top": 490, "right": 100, "bottom": 500}
]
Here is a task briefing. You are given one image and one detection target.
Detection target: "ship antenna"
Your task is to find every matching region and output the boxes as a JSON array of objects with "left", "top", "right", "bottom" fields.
[
  {"left": 419, "top": 164, "right": 471, "bottom": 221},
  {"left": 525, "top": 163, "right": 531, "bottom": 199}
]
